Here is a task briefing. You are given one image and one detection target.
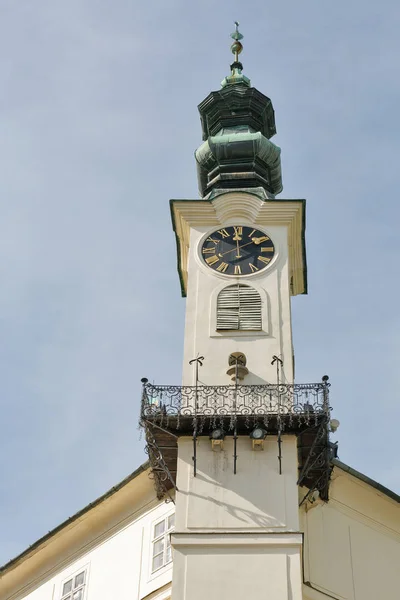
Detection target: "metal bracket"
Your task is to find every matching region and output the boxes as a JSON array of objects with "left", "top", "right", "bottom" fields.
[{"left": 144, "top": 426, "right": 178, "bottom": 502}]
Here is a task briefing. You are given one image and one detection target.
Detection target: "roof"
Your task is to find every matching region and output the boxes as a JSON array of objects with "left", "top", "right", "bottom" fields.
[
  {"left": 0, "top": 461, "right": 150, "bottom": 575},
  {"left": 332, "top": 458, "right": 400, "bottom": 504}
]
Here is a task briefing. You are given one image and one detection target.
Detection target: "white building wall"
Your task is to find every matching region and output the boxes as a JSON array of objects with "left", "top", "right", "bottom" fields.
[
  {"left": 172, "top": 189, "right": 303, "bottom": 599},
  {"left": 4, "top": 499, "right": 174, "bottom": 600},
  {"left": 175, "top": 436, "right": 299, "bottom": 532},
  {"left": 172, "top": 534, "right": 303, "bottom": 600},
  {"left": 171, "top": 435, "right": 303, "bottom": 600},
  {"left": 182, "top": 222, "right": 294, "bottom": 387},
  {"left": 302, "top": 467, "right": 400, "bottom": 600}
]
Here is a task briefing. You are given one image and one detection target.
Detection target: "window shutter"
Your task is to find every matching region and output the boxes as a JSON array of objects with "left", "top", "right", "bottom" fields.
[
  {"left": 216, "top": 285, "right": 240, "bottom": 330},
  {"left": 238, "top": 285, "right": 262, "bottom": 330},
  {"left": 217, "top": 285, "right": 262, "bottom": 331}
]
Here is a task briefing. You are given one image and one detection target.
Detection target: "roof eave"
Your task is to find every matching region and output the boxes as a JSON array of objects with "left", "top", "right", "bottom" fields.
[{"left": 0, "top": 461, "right": 150, "bottom": 575}]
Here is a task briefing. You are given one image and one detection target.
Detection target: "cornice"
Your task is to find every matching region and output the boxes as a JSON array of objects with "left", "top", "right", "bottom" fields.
[
  {"left": 142, "top": 583, "right": 172, "bottom": 600},
  {"left": 170, "top": 193, "right": 307, "bottom": 297},
  {"left": 171, "top": 531, "right": 303, "bottom": 547}
]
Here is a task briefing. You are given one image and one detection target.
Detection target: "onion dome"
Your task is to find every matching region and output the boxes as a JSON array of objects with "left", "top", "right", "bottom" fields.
[{"left": 195, "top": 23, "right": 282, "bottom": 198}]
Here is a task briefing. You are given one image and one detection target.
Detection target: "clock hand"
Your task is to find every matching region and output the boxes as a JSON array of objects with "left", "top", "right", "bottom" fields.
[
  {"left": 219, "top": 238, "right": 258, "bottom": 257},
  {"left": 235, "top": 237, "right": 241, "bottom": 258}
]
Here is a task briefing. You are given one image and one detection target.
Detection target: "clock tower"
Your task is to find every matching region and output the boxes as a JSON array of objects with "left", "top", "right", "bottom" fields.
[
  {"left": 141, "top": 23, "right": 332, "bottom": 600},
  {"left": 171, "top": 24, "right": 306, "bottom": 388}
]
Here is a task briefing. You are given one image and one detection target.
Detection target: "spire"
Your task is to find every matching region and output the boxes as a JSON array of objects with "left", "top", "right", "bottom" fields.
[
  {"left": 231, "top": 21, "right": 243, "bottom": 62},
  {"left": 195, "top": 22, "right": 282, "bottom": 198},
  {"left": 221, "top": 21, "right": 250, "bottom": 88}
]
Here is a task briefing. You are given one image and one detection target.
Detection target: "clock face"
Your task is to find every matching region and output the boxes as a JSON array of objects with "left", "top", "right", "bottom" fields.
[{"left": 200, "top": 226, "right": 275, "bottom": 276}]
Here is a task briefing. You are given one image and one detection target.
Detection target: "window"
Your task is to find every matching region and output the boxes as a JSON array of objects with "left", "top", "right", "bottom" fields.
[
  {"left": 152, "top": 513, "right": 175, "bottom": 573},
  {"left": 216, "top": 284, "right": 262, "bottom": 331},
  {"left": 61, "top": 570, "right": 86, "bottom": 600}
]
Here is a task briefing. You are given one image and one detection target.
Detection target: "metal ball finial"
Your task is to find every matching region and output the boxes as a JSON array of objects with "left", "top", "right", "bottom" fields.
[
  {"left": 221, "top": 20, "right": 251, "bottom": 87},
  {"left": 230, "top": 21, "right": 244, "bottom": 63}
]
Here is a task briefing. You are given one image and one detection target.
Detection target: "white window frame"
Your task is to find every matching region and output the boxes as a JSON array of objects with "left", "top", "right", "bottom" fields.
[
  {"left": 151, "top": 512, "right": 175, "bottom": 574},
  {"left": 60, "top": 567, "right": 88, "bottom": 600}
]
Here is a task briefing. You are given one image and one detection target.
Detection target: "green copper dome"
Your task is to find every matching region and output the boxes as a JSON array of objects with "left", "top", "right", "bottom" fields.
[{"left": 195, "top": 24, "right": 282, "bottom": 198}]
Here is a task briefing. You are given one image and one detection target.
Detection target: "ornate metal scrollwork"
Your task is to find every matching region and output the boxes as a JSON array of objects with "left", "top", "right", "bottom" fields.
[
  {"left": 141, "top": 381, "right": 330, "bottom": 426},
  {"left": 143, "top": 424, "right": 177, "bottom": 501},
  {"left": 140, "top": 378, "right": 333, "bottom": 503}
]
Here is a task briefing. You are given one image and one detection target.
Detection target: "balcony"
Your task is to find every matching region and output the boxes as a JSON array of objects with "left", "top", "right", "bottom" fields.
[{"left": 140, "top": 377, "right": 333, "bottom": 504}]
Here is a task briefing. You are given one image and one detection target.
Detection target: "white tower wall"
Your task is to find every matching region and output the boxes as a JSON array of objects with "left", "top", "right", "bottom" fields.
[
  {"left": 169, "top": 192, "right": 307, "bottom": 600},
  {"left": 171, "top": 436, "right": 303, "bottom": 600},
  {"left": 182, "top": 223, "right": 293, "bottom": 386}
]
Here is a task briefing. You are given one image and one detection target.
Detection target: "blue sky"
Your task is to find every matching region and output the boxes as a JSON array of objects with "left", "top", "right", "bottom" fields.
[{"left": 1, "top": 0, "right": 400, "bottom": 564}]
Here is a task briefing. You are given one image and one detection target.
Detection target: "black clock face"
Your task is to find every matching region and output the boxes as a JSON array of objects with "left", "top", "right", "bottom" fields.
[{"left": 201, "top": 226, "right": 275, "bottom": 276}]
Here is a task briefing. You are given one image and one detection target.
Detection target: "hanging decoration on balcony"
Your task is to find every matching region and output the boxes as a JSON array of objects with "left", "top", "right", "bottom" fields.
[{"left": 139, "top": 368, "right": 333, "bottom": 503}]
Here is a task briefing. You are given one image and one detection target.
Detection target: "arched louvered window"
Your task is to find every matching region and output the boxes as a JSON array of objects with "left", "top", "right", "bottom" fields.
[{"left": 216, "top": 284, "right": 262, "bottom": 331}]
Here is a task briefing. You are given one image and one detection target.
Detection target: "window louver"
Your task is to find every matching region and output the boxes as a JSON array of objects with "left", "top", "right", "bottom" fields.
[{"left": 216, "top": 284, "right": 262, "bottom": 331}]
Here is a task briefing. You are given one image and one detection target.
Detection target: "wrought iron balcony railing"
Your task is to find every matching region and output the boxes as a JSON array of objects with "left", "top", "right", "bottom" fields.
[
  {"left": 140, "top": 377, "right": 333, "bottom": 503},
  {"left": 141, "top": 378, "right": 330, "bottom": 432}
]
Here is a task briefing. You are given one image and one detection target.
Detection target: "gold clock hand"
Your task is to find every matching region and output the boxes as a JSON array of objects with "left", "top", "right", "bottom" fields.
[
  {"left": 219, "top": 239, "right": 257, "bottom": 257},
  {"left": 235, "top": 237, "right": 241, "bottom": 258}
]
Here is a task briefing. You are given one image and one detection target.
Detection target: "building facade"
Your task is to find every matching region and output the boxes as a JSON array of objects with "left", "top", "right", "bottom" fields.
[
  {"left": 1, "top": 24, "right": 399, "bottom": 600},
  {"left": 1, "top": 466, "right": 175, "bottom": 600}
]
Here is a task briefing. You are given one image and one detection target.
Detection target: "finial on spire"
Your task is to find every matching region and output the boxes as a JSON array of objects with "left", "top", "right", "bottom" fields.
[
  {"left": 221, "top": 21, "right": 250, "bottom": 88},
  {"left": 230, "top": 21, "right": 244, "bottom": 62}
]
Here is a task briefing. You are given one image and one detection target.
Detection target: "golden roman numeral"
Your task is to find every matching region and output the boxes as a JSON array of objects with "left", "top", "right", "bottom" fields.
[
  {"left": 202, "top": 247, "right": 216, "bottom": 254},
  {"left": 249, "top": 263, "right": 259, "bottom": 272},
  {"left": 248, "top": 229, "right": 256, "bottom": 237},
  {"left": 234, "top": 265, "right": 242, "bottom": 275},
  {"left": 259, "top": 256, "right": 271, "bottom": 264},
  {"left": 218, "top": 229, "right": 230, "bottom": 238},
  {"left": 233, "top": 226, "right": 243, "bottom": 237},
  {"left": 216, "top": 262, "right": 229, "bottom": 273},
  {"left": 205, "top": 255, "right": 219, "bottom": 266},
  {"left": 261, "top": 247, "right": 274, "bottom": 252},
  {"left": 206, "top": 237, "right": 219, "bottom": 244}
]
